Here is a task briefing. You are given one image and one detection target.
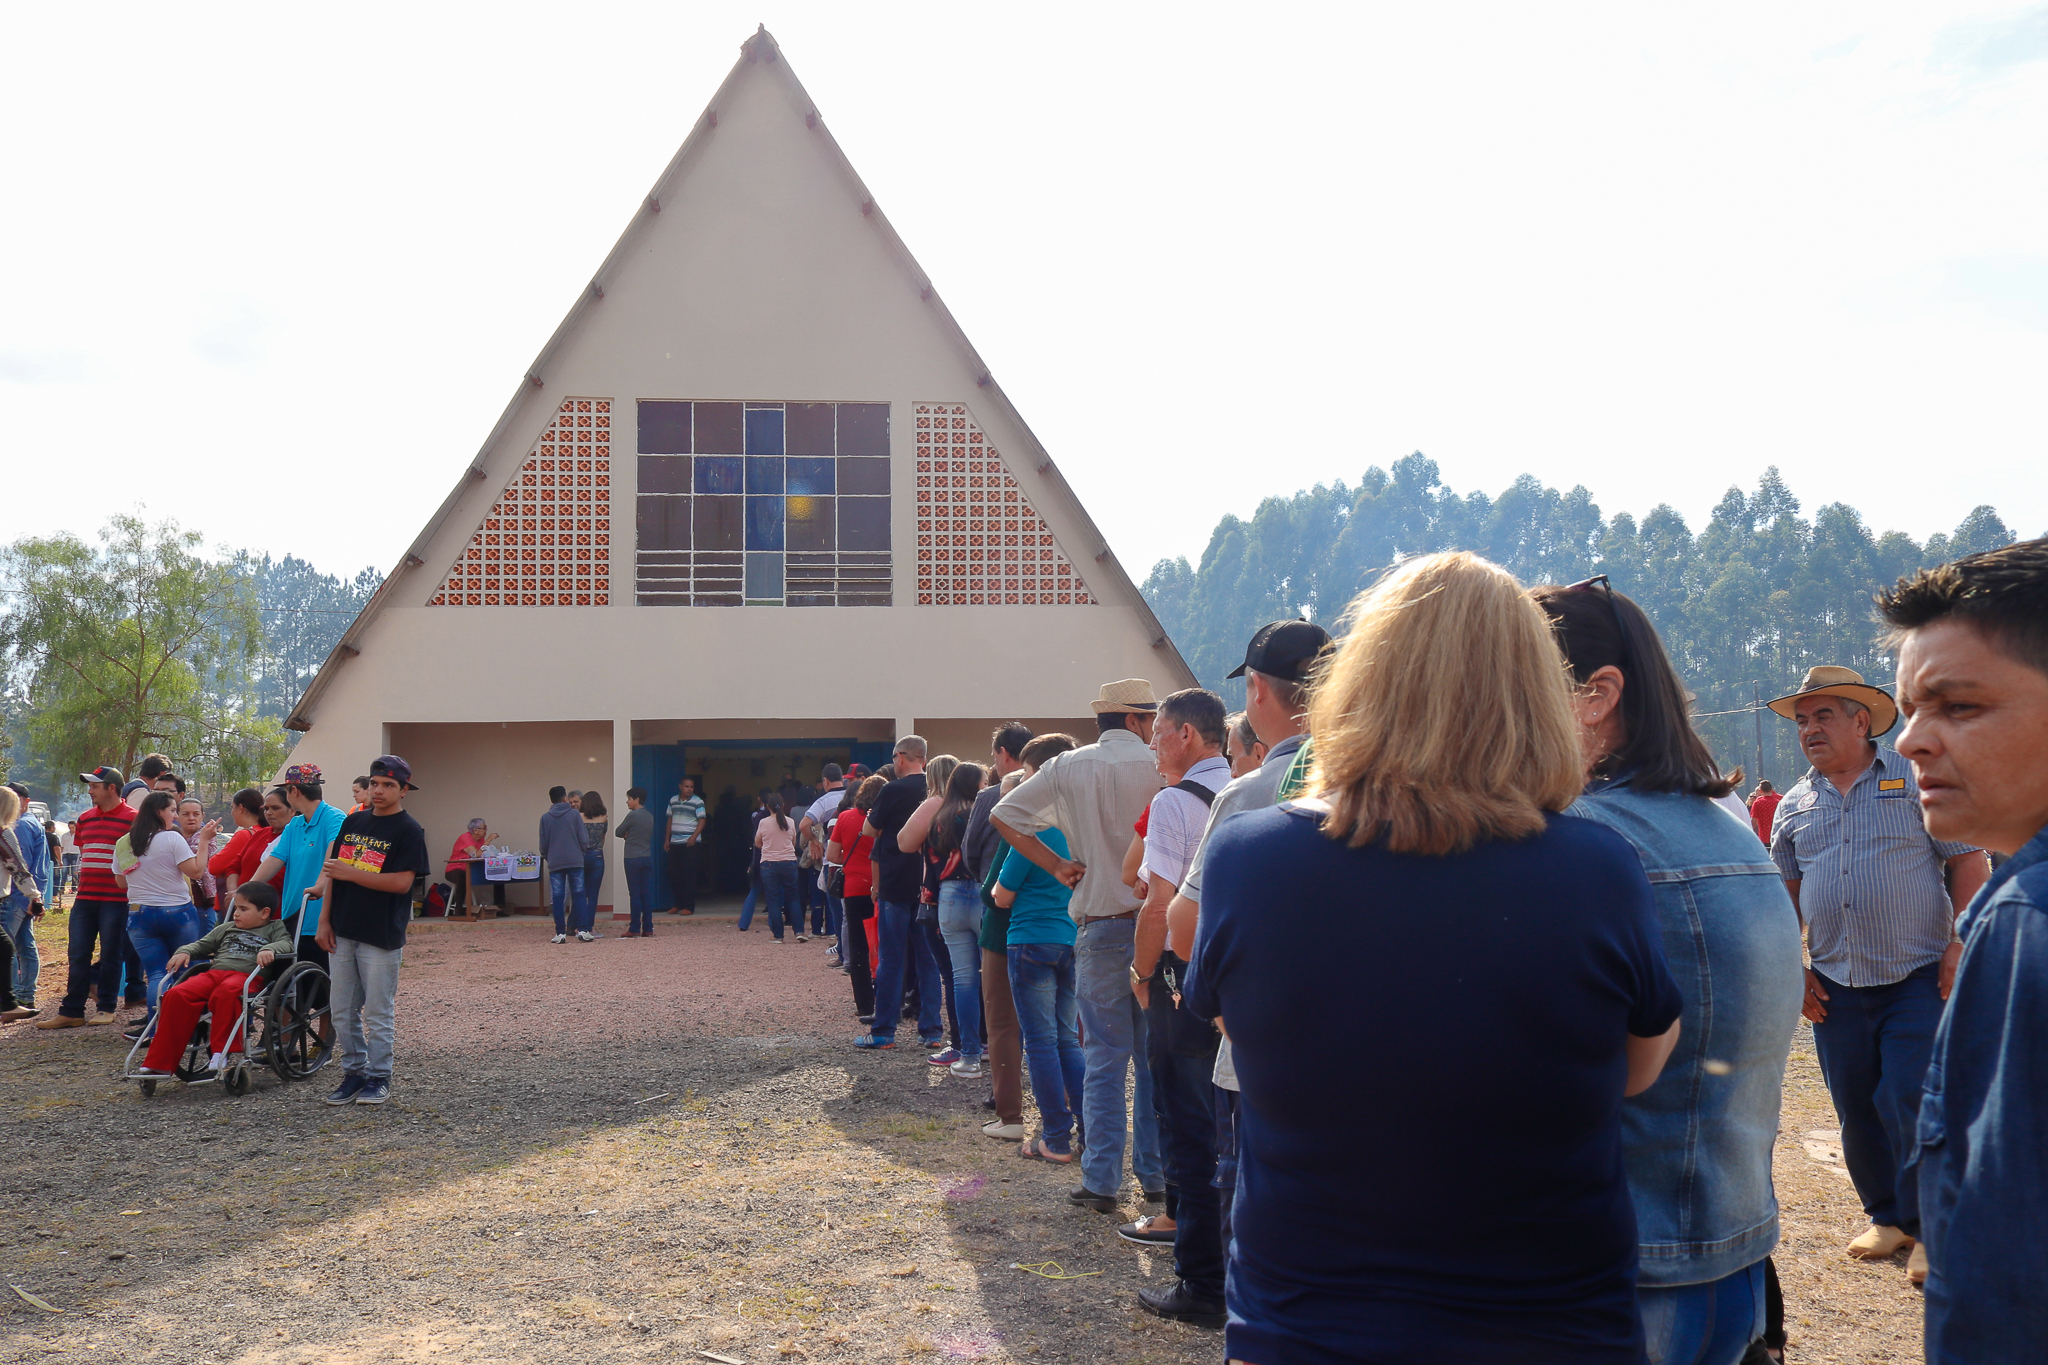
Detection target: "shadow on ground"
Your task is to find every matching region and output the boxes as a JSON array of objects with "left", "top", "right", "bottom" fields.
[{"left": 0, "top": 914, "right": 1211, "bottom": 1365}]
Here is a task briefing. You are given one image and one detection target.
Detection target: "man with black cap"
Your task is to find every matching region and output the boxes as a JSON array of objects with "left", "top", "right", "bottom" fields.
[
  {"left": 1767, "top": 665, "right": 1990, "bottom": 1279},
  {"left": 1123, "top": 619, "right": 1329, "bottom": 1328},
  {"left": 312, "top": 755, "right": 428, "bottom": 1107}
]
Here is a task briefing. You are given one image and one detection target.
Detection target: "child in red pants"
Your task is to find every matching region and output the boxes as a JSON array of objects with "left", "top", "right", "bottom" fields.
[{"left": 137, "top": 883, "right": 293, "bottom": 1076}]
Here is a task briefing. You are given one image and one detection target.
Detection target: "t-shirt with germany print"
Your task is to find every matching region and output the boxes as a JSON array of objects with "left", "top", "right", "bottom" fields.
[{"left": 324, "top": 808, "right": 430, "bottom": 950}]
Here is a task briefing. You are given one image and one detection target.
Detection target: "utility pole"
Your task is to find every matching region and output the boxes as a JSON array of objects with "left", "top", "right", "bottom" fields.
[{"left": 1753, "top": 680, "right": 1764, "bottom": 787}]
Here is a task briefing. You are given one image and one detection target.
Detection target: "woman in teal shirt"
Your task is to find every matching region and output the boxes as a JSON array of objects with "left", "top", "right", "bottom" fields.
[{"left": 996, "top": 821, "right": 1084, "bottom": 1162}]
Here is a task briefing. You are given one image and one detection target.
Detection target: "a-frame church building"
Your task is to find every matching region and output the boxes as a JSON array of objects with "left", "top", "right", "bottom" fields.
[{"left": 283, "top": 27, "right": 1196, "bottom": 912}]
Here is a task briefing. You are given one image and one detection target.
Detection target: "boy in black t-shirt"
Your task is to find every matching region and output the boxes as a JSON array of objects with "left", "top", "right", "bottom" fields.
[{"left": 312, "top": 755, "right": 429, "bottom": 1107}]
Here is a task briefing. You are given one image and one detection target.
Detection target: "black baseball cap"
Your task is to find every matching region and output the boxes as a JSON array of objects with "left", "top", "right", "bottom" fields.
[
  {"left": 79, "top": 766, "right": 124, "bottom": 786},
  {"left": 1227, "top": 619, "right": 1333, "bottom": 682},
  {"left": 368, "top": 754, "right": 418, "bottom": 790}
]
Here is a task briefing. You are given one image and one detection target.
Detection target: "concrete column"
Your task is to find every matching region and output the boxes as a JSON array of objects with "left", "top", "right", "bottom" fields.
[
  {"left": 895, "top": 716, "right": 917, "bottom": 742},
  {"left": 611, "top": 718, "right": 632, "bottom": 921}
]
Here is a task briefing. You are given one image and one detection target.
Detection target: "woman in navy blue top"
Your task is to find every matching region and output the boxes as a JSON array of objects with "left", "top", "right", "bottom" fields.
[{"left": 1184, "top": 552, "right": 1682, "bottom": 1365}]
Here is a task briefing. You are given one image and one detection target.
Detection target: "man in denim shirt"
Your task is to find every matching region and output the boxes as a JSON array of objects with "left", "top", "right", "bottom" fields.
[
  {"left": 1879, "top": 540, "right": 2048, "bottom": 1362},
  {"left": 1767, "top": 667, "right": 1989, "bottom": 1279}
]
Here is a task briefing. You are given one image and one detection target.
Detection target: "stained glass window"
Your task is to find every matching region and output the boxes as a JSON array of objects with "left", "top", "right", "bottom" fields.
[{"left": 635, "top": 401, "right": 891, "bottom": 606}]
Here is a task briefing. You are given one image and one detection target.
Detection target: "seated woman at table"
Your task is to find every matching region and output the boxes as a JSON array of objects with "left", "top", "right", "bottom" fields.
[{"left": 447, "top": 818, "right": 504, "bottom": 920}]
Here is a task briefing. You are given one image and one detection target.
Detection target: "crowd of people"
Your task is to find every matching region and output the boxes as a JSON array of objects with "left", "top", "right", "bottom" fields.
[
  {"left": 763, "top": 541, "right": 2045, "bottom": 1365},
  {"left": 5, "top": 536, "right": 2044, "bottom": 1362}
]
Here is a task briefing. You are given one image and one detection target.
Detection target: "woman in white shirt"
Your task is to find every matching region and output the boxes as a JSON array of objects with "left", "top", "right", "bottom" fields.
[{"left": 117, "top": 791, "right": 218, "bottom": 1029}]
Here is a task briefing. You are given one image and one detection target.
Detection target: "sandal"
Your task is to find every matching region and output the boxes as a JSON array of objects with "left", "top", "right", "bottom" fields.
[{"left": 1019, "top": 1136, "right": 1075, "bottom": 1163}]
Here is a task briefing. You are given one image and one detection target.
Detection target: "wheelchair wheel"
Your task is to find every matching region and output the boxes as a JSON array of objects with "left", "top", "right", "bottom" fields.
[
  {"left": 265, "top": 961, "right": 332, "bottom": 1082},
  {"left": 222, "top": 1064, "right": 252, "bottom": 1096},
  {"left": 172, "top": 1018, "right": 213, "bottom": 1082},
  {"left": 139, "top": 1080, "right": 157, "bottom": 1099}
]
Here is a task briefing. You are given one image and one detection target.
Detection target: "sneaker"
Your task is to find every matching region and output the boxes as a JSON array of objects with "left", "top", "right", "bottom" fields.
[
  {"left": 927, "top": 1047, "right": 961, "bottom": 1066},
  {"left": 824, "top": 950, "right": 842, "bottom": 967},
  {"left": 551, "top": 934, "right": 567, "bottom": 944},
  {"left": 950, "top": 1057, "right": 986, "bottom": 1079},
  {"left": 355, "top": 1079, "right": 392, "bottom": 1105},
  {"left": 982, "top": 1120, "right": 1027, "bottom": 1141},
  {"left": 587, "top": 931, "right": 604, "bottom": 939},
  {"left": 577, "top": 931, "right": 595, "bottom": 942},
  {"left": 921, "top": 1039, "right": 949, "bottom": 1055},
  {"left": 852, "top": 1034, "right": 896, "bottom": 1050},
  {"left": 795, "top": 934, "right": 809, "bottom": 943},
  {"left": 324, "top": 1074, "right": 369, "bottom": 1105}
]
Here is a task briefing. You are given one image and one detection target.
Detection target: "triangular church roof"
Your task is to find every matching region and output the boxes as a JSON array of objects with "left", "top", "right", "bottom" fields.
[{"left": 287, "top": 26, "right": 1193, "bottom": 730}]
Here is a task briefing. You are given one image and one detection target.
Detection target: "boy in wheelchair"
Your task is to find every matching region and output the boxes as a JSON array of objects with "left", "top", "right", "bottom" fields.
[{"left": 133, "top": 882, "right": 294, "bottom": 1079}]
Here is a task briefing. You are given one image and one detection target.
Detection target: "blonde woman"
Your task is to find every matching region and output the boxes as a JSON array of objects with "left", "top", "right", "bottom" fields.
[{"left": 1183, "top": 551, "right": 1682, "bottom": 1365}]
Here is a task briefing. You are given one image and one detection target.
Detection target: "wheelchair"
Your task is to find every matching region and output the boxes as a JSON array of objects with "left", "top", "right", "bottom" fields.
[{"left": 119, "top": 953, "right": 333, "bottom": 1099}]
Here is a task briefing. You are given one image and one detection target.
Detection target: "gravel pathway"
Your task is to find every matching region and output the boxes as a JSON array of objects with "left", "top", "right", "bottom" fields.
[{"left": 0, "top": 913, "right": 1216, "bottom": 1364}]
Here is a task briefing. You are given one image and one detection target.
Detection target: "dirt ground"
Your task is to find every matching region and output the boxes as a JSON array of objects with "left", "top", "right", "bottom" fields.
[{"left": 0, "top": 908, "right": 1921, "bottom": 1364}]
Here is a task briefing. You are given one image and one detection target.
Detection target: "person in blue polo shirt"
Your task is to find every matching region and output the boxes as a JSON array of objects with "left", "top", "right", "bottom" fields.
[{"left": 251, "top": 763, "right": 347, "bottom": 981}]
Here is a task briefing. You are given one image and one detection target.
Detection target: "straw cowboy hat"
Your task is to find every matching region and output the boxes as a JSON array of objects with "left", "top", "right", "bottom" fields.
[
  {"left": 1091, "top": 678, "right": 1159, "bottom": 714},
  {"left": 1767, "top": 666, "right": 1898, "bottom": 738}
]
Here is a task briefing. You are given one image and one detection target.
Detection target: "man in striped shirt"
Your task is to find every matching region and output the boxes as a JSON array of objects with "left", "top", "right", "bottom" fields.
[
  {"left": 1767, "top": 666, "right": 1989, "bottom": 1277},
  {"left": 36, "top": 767, "right": 135, "bottom": 1028}
]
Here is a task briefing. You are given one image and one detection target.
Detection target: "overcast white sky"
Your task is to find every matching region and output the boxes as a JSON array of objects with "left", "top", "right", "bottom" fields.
[{"left": 4, "top": 3, "right": 2044, "bottom": 586}]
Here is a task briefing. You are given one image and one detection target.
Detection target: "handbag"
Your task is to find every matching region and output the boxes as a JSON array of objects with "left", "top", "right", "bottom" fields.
[{"left": 824, "top": 861, "right": 846, "bottom": 898}]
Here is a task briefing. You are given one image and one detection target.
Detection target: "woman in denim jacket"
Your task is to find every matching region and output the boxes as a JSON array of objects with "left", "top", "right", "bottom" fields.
[{"left": 1535, "top": 580, "right": 1804, "bottom": 1365}]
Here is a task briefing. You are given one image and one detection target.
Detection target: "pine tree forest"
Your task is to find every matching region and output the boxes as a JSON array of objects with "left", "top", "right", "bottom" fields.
[{"left": 1140, "top": 457, "right": 2029, "bottom": 790}]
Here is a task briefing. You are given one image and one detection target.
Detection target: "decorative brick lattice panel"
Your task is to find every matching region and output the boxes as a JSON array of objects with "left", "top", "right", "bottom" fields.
[
  {"left": 428, "top": 398, "right": 612, "bottom": 607},
  {"left": 915, "top": 404, "right": 1093, "bottom": 606}
]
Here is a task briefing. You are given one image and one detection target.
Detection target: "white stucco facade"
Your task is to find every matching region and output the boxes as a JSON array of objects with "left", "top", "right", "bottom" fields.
[{"left": 283, "top": 28, "right": 1193, "bottom": 911}]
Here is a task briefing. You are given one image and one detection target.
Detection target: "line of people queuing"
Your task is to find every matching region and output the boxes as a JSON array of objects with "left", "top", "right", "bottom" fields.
[{"left": 811, "top": 540, "right": 2048, "bottom": 1365}]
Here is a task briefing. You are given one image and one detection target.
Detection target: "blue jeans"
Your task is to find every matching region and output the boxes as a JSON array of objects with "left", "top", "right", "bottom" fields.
[
  {"left": 796, "top": 861, "right": 820, "bottom": 934},
  {"left": 623, "top": 856, "right": 654, "bottom": 934},
  {"left": 577, "top": 850, "right": 605, "bottom": 931},
  {"left": 1146, "top": 955, "right": 1225, "bottom": 1299},
  {"left": 1812, "top": 962, "right": 1942, "bottom": 1235},
  {"left": 5, "top": 899, "right": 41, "bottom": 1006},
  {"left": 738, "top": 861, "right": 762, "bottom": 929},
  {"left": 1075, "top": 914, "right": 1163, "bottom": 1197},
  {"left": 549, "top": 867, "right": 584, "bottom": 935},
  {"left": 869, "top": 897, "right": 943, "bottom": 1043},
  {"left": 936, "top": 881, "right": 984, "bottom": 1059},
  {"left": 759, "top": 861, "right": 800, "bottom": 939},
  {"left": 59, "top": 899, "right": 130, "bottom": 1018},
  {"left": 331, "top": 935, "right": 403, "bottom": 1080},
  {"left": 1008, "top": 942, "right": 1085, "bottom": 1151},
  {"left": 128, "top": 903, "right": 206, "bottom": 1013},
  {"left": 1638, "top": 1260, "right": 1766, "bottom": 1365}
]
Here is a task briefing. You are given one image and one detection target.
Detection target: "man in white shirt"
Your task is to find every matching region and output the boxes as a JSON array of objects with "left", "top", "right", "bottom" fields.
[
  {"left": 1122, "top": 688, "right": 1233, "bottom": 1326},
  {"left": 993, "top": 678, "right": 1165, "bottom": 1215},
  {"left": 800, "top": 764, "right": 849, "bottom": 952}
]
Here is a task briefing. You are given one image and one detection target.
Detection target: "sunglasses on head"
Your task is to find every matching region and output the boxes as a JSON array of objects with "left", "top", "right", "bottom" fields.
[{"left": 1563, "top": 573, "right": 1637, "bottom": 669}]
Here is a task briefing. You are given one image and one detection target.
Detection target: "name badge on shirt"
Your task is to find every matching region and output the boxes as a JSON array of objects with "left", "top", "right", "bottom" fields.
[{"left": 1877, "top": 779, "right": 1909, "bottom": 798}]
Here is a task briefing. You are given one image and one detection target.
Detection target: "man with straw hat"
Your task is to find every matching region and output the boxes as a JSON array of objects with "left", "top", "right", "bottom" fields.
[
  {"left": 1767, "top": 665, "right": 1989, "bottom": 1281},
  {"left": 993, "top": 679, "right": 1166, "bottom": 1215}
]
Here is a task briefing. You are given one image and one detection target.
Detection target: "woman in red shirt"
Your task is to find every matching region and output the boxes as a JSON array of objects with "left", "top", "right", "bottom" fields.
[
  {"left": 208, "top": 787, "right": 285, "bottom": 900},
  {"left": 826, "top": 775, "right": 884, "bottom": 1023}
]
